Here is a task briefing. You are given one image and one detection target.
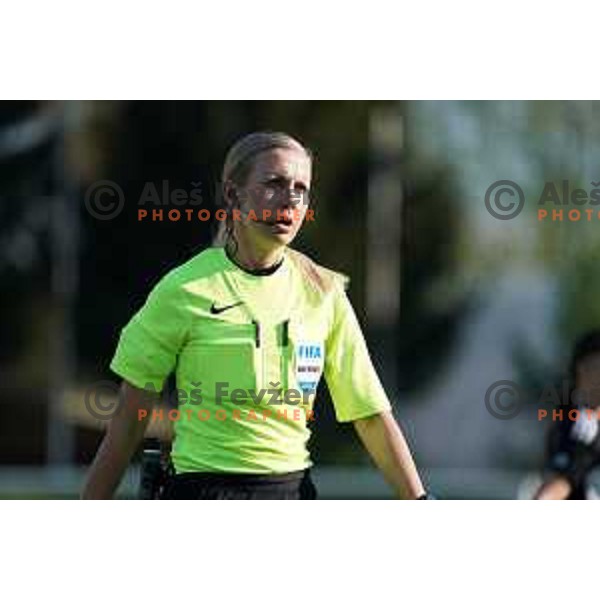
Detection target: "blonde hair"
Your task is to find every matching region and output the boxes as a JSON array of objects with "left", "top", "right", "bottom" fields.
[
  {"left": 214, "top": 131, "right": 347, "bottom": 297},
  {"left": 222, "top": 131, "right": 311, "bottom": 188}
]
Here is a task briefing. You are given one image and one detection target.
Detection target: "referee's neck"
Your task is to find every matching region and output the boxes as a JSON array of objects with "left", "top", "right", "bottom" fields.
[{"left": 225, "top": 242, "right": 285, "bottom": 275}]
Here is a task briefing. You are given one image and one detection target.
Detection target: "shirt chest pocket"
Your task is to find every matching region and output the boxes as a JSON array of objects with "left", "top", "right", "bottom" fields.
[{"left": 179, "top": 320, "right": 259, "bottom": 399}]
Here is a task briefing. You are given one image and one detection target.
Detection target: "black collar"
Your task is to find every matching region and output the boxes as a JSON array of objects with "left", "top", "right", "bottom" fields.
[{"left": 224, "top": 246, "right": 284, "bottom": 277}]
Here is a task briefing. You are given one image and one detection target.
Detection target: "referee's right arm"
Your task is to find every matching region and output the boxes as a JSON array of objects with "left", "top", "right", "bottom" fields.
[
  {"left": 83, "top": 270, "right": 189, "bottom": 499},
  {"left": 81, "top": 382, "right": 158, "bottom": 499}
]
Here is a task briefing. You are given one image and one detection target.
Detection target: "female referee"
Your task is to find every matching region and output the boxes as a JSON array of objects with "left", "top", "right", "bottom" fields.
[{"left": 82, "top": 131, "right": 430, "bottom": 500}]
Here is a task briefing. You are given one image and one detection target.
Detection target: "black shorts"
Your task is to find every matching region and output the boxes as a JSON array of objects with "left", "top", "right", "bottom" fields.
[{"left": 160, "top": 469, "right": 318, "bottom": 500}]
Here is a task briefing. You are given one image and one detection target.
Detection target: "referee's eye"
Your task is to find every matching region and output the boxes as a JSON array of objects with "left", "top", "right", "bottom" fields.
[{"left": 290, "top": 187, "right": 309, "bottom": 206}]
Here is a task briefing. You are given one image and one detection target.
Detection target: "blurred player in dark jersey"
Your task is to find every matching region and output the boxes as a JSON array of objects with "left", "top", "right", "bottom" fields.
[{"left": 534, "top": 330, "right": 600, "bottom": 500}]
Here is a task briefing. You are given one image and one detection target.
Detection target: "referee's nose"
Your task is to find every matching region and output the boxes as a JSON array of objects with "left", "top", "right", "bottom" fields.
[{"left": 261, "top": 187, "right": 296, "bottom": 215}]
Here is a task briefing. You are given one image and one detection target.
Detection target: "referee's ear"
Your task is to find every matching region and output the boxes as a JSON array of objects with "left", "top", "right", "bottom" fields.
[{"left": 222, "top": 180, "right": 239, "bottom": 209}]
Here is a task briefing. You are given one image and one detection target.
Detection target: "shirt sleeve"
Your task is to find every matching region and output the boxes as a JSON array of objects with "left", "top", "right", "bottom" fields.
[
  {"left": 110, "top": 273, "right": 190, "bottom": 391},
  {"left": 324, "top": 282, "right": 392, "bottom": 422}
]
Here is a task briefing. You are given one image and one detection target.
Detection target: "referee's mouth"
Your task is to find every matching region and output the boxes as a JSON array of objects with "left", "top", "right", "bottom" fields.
[{"left": 261, "top": 214, "right": 294, "bottom": 233}]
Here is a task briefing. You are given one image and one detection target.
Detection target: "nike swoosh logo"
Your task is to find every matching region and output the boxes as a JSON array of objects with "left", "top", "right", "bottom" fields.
[{"left": 210, "top": 301, "right": 244, "bottom": 314}]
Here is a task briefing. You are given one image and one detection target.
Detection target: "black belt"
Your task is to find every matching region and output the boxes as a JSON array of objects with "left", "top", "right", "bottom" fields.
[
  {"left": 170, "top": 469, "right": 308, "bottom": 485},
  {"left": 160, "top": 468, "right": 316, "bottom": 499}
]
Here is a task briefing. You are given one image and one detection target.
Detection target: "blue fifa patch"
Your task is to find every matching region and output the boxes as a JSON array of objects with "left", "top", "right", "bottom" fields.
[{"left": 295, "top": 340, "right": 324, "bottom": 393}]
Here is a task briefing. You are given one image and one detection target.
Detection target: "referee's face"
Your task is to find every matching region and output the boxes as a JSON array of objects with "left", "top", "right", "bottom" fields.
[{"left": 236, "top": 147, "right": 312, "bottom": 248}]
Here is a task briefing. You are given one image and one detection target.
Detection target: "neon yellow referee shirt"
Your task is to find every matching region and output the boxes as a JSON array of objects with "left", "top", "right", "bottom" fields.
[{"left": 110, "top": 246, "right": 391, "bottom": 474}]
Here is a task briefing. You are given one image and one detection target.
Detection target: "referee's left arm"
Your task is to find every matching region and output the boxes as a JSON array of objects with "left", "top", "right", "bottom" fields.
[
  {"left": 324, "top": 281, "right": 427, "bottom": 499},
  {"left": 353, "top": 410, "right": 426, "bottom": 500}
]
